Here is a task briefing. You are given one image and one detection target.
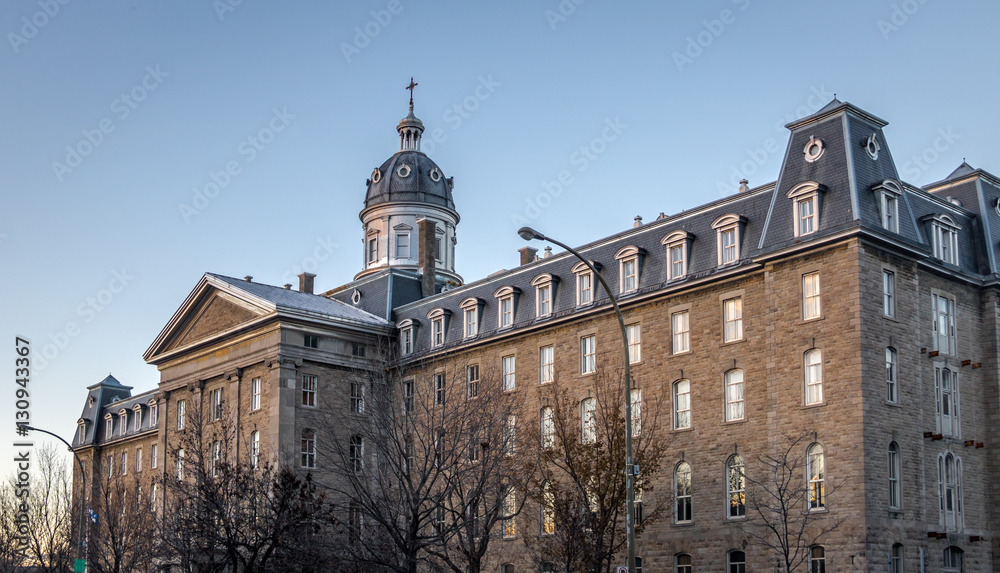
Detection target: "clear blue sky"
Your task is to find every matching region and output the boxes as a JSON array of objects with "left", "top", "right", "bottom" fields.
[{"left": 2, "top": 0, "right": 998, "bottom": 474}]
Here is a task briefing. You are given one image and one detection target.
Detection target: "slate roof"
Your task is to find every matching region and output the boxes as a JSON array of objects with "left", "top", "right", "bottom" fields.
[{"left": 73, "top": 374, "right": 159, "bottom": 448}]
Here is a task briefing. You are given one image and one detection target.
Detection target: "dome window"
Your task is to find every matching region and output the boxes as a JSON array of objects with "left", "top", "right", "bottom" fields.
[
  {"left": 863, "top": 133, "right": 880, "bottom": 160},
  {"left": 803, "top": 135, "right": 825, "bottom": 163},
  {"left": 371, "top": 168, "right": 381, "bottom": 183},
  {"left": 396, "top": 164, "right": 412, "bottom": 178},
  {"left": 429, "top": 167, "right": 442, "bottom": 182}
]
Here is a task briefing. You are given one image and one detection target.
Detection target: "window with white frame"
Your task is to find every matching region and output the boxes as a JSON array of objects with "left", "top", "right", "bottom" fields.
[
  {"left": 725, "top": 369, "right": 744, "bottom": 421},
  {"left": 802, "top": 272, "right": 821, "bottom": 320},
  {"left": 935, "top": 366, "right": 960, "bottom": 437},
  {"left": 886, "top": 347, "right": 898, "bottom": 403},
  {"left": 119, "top": 411, "right": 127, "bottom": 435},
  {"left": 211, "top": 441, "right": 221, "bottom": 477},
  {"left": 787, "top": 181, "right": 825, "bottom": 237},
  {"left": 728, "top": 551, "right": 746, "bottom": 572},
  {"left": 890, "top": 544, "right": 903, "bottom": 573},
  {"left": 573, "top": 260, "right": 598, "bottom": 306},
  {"left": 675, "top": 461, "right": 692, "bottom": 523},
  {"left": 251, "top": 378, "right": 261, "bottom": 411},
  {"left": 888, "top": 441, "right": 901, "bottom": 509},
  {"left": 540, "top": 481, "right": 555, "bottom": 534},
  {"left": 723, "top": 297, "right": 743, "bottom": 342},
  {"left": 540, "top": 406, "right": 555, "bottom": 448},
  {"left": 581, "top": 398, "right": 596, "bottom": 444},
  {"left": 466, "top": 365, "right": 479, "bottom": 399},
  {"left": 726, "top": 455, "right": 745, "bottom": 518},
  {"left": 504, "top": 415, "right": 516, "bottom": 456},
  {"left": 301, "top": 429, "right": 316, "bottom": 468},
  {"left": 531, "top": 274, "right": 559, "bottom": 319},
  {"left": 883, "top": 270, "right": 895, "bottom": 317},
  {"left": 177, "top": 400, "right": 186, "bottom": 430},
  {"left": 676, "top": 554, "right": 692, "bottom": 573},
  {"left": 672, "top": 310, "right": 690, "bottom": 354},
  {"left": 808, "top": 547, "right": 825, "bottom": 573},
  {"left": 938, "top": 453, "right": 963, "bottom": 531},
  {"left": 350, "top": 435, "right": 364, "bottom": 473},
  {"left": 434, "top": 373, "right": 446, "bottom": 406},
  {"left": 932, "top": 293, "right": 956, "bottom": 355},
  {"left": 580, "top": 335, "right": 596, "bottom": 374},
  {"left": 176, "top": 449, "right": 184, "bottom": 480},
  {"left": 539, "top": 346, "right": 554, "bottom": 384},
  {"left": 804, "top": 349, "right": 823, "bottom": 405},
  {"left": 399, "top": 319, "right": 415, "bottom": 355},
  {"left": 367, "top": 236, "right": 378, "bottom": 264},
  {"left": 151, "top": 444, "right": 157, "bottom": 469},
  {"left": 631, "top": 388, "right": 642, "bottom": 436},
  {"left": 502, "top": 485, "right": 517, "bottom": 538},
  {"left": 615, "top": 246, "right": 645, "bottom": 295},
  {"left": 662, "top": 231, "right": 693, "bottom": 281},
  {"left": 250, "top": 431, "right": 260, "bottom": 468},
  {"left": 943, "top": 546, "right": 964, "bottom": 573},
  {"left": 626, "top": 323, "right": 641, "bottom": 364},
  {"left": 121, "top": 451, "right": 127, "bottom": 475},
  {"left": 210, "top": 388, "right": 223, "bottom": 421},
  {"left": 136, "top": 448, "right": 142, "bottom": 473},
  {"left": 403, "top": 380, "right": 414, "bottom": 413},
  {"left": 133, "top": 407, "right": 141, "bottom": 431},
  {"left": 350, "top": 381, "right": 364, "bottom": 413},
  {"left": 502, "top": 355, "right": 516, "bottom": 391},
  {"left": 395, "top": 232, "right": 410, "bottom": 259},
  {"left": 301, "top": 375, "right": 317, "bottom": 407},
  {"left": 712, "top": 214, "right": 746, "bottom": 266},
  {"left": 77, "top": 423, "right": 85, "bottom": 444},
  {"left": 807, "top": 443, "right": 825, "bottom": 510},
  {"left": 927, "top": 214, "right": 960, "bottom": 265},
  {"left": 873, "top": 180, "right": 902, "bottom": 233},
  {"left": 673, "top": 379, "right": 691, "bottom": 430},
  {"left": 107, "top": 454, "right": 114, "bottom": 478},
  {"left": 494, "top": 286, "right": 520, "bottom": 329},
  {"left": 428, "top": 308, "right": 449, "bottom": 348},
  {"left": 149, "top": 402, "right": 157, "bottom": 426},
  {"left": 460, "top": 298, "right": 482, "bottom": 339}
]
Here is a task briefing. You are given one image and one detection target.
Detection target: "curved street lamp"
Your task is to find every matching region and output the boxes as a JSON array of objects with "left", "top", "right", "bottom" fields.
[
  {"left": 24, "top": 425, "right": 87, "bottom": 571},
  {"left": 517, "top": 226, "right": 638, "bottom": 572}
]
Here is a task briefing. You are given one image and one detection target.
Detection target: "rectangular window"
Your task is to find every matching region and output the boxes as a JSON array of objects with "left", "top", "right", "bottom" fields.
[
  {"left": 805, "top": 349, "right": 823, "bottom": 405},
  {"left": 886, "top": 348, "right": 897, "bottom": 403},
  {"left": 883, "top": 271, "right": 895, "bottom": 317},
  {"left": 802, "top": 272, "right": 821, "bottom": 320},
  {"left": 627, "top": 324, "right": 641, "bottom": 364},
  {"left": 105, "top": 418, "right": 113, "bottom": 440},
  {"left": 301, "top": 375, "right": 317, "bottom": 407},
  {"left": 466, "top": 365, "right": 479, "bottom": 399},
  {"left": 502, "top": 355, "right": 516, "bottom": 391},
  {"left": 367, "top": 237, "right": 377, "bottom": 263},
  {"left": 176, "top": 450, "right": 185, "bottom": 479},
  {"left": 668, "top": 243, "right": 686, "bottom": 280},
  {"left": 672, "top": 311, "right": 690, "bottom": 354},
  {"left": 504, "top": 415, "right": 516, "bottom": 456},
  {"left": 120, "top": 413, "right": 127, "bottom": 435},
  {"left": 621, "top": 258, "right": 638, "bottom": 293},
  {"left": 723, "top": 297, "right": 743, "bottom": 342},
  {"left": 351, "top": 342, "right": 366, "bottom": 357},
  {"left": 503, "top": 487, "right": 517, "bottom": 538},
  {"left": 631, "top": 388, "right": 642, "bottom": 436},
  {"left": 577, "top": 272, "right": 593, "bottom": 306},
  {"left": 304, "top": 335, "right": 319, "bottom": 348},
  {"left": 401, "top": 327, "right": 413, "bottom": 355},
  {"left": 350, "top": 436, "right": 364, "bottom": 473},
  {"left": 721, "top": 228, "right": 738, "bottom": 264},
  {"left": 350, "top": 382, "right": 364, "bottom": 413},
  {"left": 251, "top": 377, "right": 261, "bottom": 411},
  {"left": 121, "top": 451, "right": 127, "bottom": 475},
  {"left": 151, "top": 444, "right": 158, "bottom": 469},
  {"left": 674, "top": 380, "right": 691, "bottom": 430},
  {"left": 150, "top": 403, "right": 157, "bottom": 426},
  {"left": 934, "top": 224, "right": 959, "bottom": 265},
  {"left": 882, "top": 193, "right": 899, "bottom": 232},
  {"left": 935, "top": 367, "right": 960, "bottom": 437},
  {"left": 250, "top": 431, "right": 260, "bottom": 469},
  {"left": 136, "top": 448, "right": 142, "bottom": 472},
  {"left": 210, "top": 388, "right": 224, "bottom": 421},
  {"left": 539, "top": 346, "right": 554, "bottom": 384},
  {"left": 403, "top": 380, "right": 414, "bottom": 413},
  {"left": 537, "top": 285, "right": 551, "bottom": 317},
  {"left": 798, "top": 196, "right": 816, "bottom": 236},
  {"left": 301, "top": 431, "right": 316, "bottom": 469},
  {"left": 176, "top": 400, "right": 186, "bottom": 430},
  {"left": 211, "top": 441, "right": 221, "bottom": 477},
  {"left": 932, "top": 293, "right": 956, "bottom": 355},
  {"left": 434, "top": 373, "right": 446, "bottom": 406},
  {"left": 134, "top": 409, "right": 141, "bottom": 431},
  {"left": 499, "top": 296, "right": 514, "bottom": 328},
  {"left": 432, "top": 317, "right": 445, "bottom": 347},
  {"left": 464, "top": 308, "right": 478, "bottom": 338},
  {"left": 580, "top": 335, "right": 596, "bottom": 374},
  {"left": 107, "top": 454, "right": 114, "bottom": 478},
  {"left": 395, "top": 233, "right": 410, "bottom": 258},
  {"left": 725, "top": 370, "right": 744, "bottom": 422}
]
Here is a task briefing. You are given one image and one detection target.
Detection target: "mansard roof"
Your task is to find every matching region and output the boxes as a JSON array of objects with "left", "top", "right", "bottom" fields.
[{"left": 73, "top": 374, "right": 158, "bottom": 448}]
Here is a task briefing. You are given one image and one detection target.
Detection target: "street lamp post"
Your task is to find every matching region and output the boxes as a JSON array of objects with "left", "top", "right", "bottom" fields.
[
  {"left": 517, "top": 226, "right": 637, "bottom": 572},
  {"left": 24, "top": 425, "right": 87, "bottom": 571}
]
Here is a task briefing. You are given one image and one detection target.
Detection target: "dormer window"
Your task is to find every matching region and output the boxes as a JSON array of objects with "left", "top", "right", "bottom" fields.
[
  {"left": 614, "top": 246, "right": 646, "bottom": 295},
  {"left": 712, "top": 214, "right": 747, "bottom": 266},
  {"left": 427, "top": 308, "right": 451, "bottom": 349},
  {"left": 925, "top": 214, "right": 960, "bottom": 265},
  {"left": 572, "top": 261, "right": 601, "bottom": 307},
  {"left": 77, "top": 422, "right": 86, "bottom": 444},
  {"left": 872, "top": 180, "right": 902, "bottom": 233},
  {"left": 149, "top": 400, "right": 158, "bottom": 426},
  {"left": 786, "top": 182, "right": 825, "bottom": 238},
  {"left": 398, "top": 319, "right": 418, "bottom": 356},
  {"left": 661, "top": 231, "right": 694, "bottom": 281},
  {"left": 133, "top": 405, "right": 142, "bottom": 431},
  {"left": 494, "top": 286, "right": 521, "bottom": 330},
  {"left": 530, "top": 274, "right": 560, "bottom": 319},
  {"left": 460, "top": 298, "right": 484, "bottom": 339},
  {"left": 119, "top": 410, "right": 127, "bottom": 435}
]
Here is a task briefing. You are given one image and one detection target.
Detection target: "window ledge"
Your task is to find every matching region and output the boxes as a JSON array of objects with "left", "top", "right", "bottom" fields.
[
  {"left": 721, "top": 338, "right": 747, "bottom": 347},
  {"left": 808, "top": 508, "right": 829, "bottom": 514},
  {"left": 673, "top": 426, "right": 694, "bottom": 433},
  {"left": 885, "top": 401, "right": 901, "bottom": 408},
  {"left": 882, "top": 314, "right": 899, "bottom": 323},
  {"left": 672, "top": 521, "right": 695, "bottom": 528},
  {"left": 722, "top": 418, "right": 747, "bottom": 426},
  {"left": 800, "top": 315, "right": 825, "bottom": 325},
  {"left": 672, "top": 349, "right": 692, "bottom": 357},
  {"left": 801, "top": 402, "right": 826, "bottom": 410}
]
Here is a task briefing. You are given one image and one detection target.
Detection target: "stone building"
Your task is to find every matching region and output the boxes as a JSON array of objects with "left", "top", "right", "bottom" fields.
[{"left": 72, "top": 96, "right": 1000, "bottom": 571}]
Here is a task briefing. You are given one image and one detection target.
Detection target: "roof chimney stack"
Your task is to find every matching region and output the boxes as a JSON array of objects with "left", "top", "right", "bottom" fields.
[
  {"left": 298, "top": 272, "right": 316, "bottom": 294},
  {"left": 284, "top": 284, "right": 292, "bottom": 290},
  {"left": 543, "top": 246, "right": 553, "bottom": 258},
  {"left": 418, "top": 219, "right": 437, "bottom": 298},
  {"left": 633, "top": 215, "right": 643, "bottom": 228},
  {"left": 739, "top": 179, "right": 750, "bottom": 193},
  {"left": 518, "top": 246, "right": 538, "bottom": 266},
  {"left": 244, "top": 275, "right": 253, "bottom": 282}
]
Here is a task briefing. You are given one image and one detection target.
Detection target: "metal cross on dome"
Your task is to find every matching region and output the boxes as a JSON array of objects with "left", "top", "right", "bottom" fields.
[{"left": 405, "top": 77, "right": 418, "bottom": 106}]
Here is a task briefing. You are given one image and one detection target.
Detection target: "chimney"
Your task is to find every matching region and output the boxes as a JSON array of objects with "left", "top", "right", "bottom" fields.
[
  {"left": 543, "top": 246, "right": 552, "bottom": 258},
  {"left": 244, "top": 275, "right": 253, "bottom": 282},
  {"left": 298, "top": 272, "right": 316, "bottom": 294},
  {"left": 518, "top": 246, "right": 538, "bottom": 266},
  {"left": 283, "top": 284, "right": 292, "bottom": 290},
  {"left": 633, "top": 215, "right": 643, "bottom": 228},
  {"left": 417, "top": 219, "right": 437, "bottom": 298},
  {"left": 739, "top": 179, "right": 749, "bottom": 193}
]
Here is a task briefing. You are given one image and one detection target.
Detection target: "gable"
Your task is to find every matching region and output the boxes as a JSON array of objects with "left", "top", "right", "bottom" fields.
[{"left": 166, "top": 291, "right": 268, "bottom": 352}]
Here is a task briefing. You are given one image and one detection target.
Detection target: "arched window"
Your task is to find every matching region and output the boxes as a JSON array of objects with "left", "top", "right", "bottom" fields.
[
  {"left": 890, "top": 544, "right": 903, "bottom": 573},
  {"left": 540, "top": 406, "right": 554, "bottom": 448},
  {"left": 939, "top": 453, "right": 963, "bottom": 531},
  {"left": 804, "top": 349, "right": 823, "bottom": 405},
  {"left": 300, "top": 429, "right": 316, "bottom": 469},
  {"left": 501, "top": 564, "right": 514, "bottom": 573},
  {"left": 580, "top": 398, "right": 596, "bottom": 444},
  {"left": 888, "top": 442, "right": 901, "bottom": 509},
  {"left": 675, "top": 461, "right": 692, "bottom": 523},
  {"left": 540, "top": 481, "right": 555, "bottom": 535},
  {"left": 726, "top": 455, "right": 745, "bottom": 518},
  {"left": 673, "top": 379, "right": 691, "bottom": 429},
  {"left": 943, "top": 546, "right": 963, "bottom": 573},
  {"left": 809, "top": 546, "right": 825, "bottom": 573},
  {"left": 675, "top": 553, "right": 692, "bottom": 573},
  {"left": 886, "top": 347, "right": 897, "bottom": 403},
  {"left": 727, "top": 550, "right": 746, "bottom": 573},
  {"left": 725, "top": 370, "right": 744, "bottom": 421},
  {"left": 807, "top": 443, "right": 825, "bottom": 510}
]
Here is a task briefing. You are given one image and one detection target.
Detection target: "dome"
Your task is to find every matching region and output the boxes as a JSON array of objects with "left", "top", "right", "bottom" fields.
[{"left": 364, "top": 150, "right": 456, "bottom": 213}]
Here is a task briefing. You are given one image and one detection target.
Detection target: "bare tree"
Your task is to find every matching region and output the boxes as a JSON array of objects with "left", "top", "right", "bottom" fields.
[
  {"left": 319, "top": 348, "right": 523, "bottom": 573},
  {"left": 519, "top": 361, "right": 668, "bottom": 573},
  {"left": 0, "top": 481, "right": 27, "bottom": 573},
  {"left": 21, "top": 444, "right": 74, "bottom": 573},
  {"left": 737, "top": 432, "right": 844, "bottom": 573},
  {"left": 88, "top": 469, "right": 158, "bottom": 573}
]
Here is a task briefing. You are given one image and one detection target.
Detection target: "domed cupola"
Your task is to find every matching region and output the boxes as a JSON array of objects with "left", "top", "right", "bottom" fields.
[{"left": 356, "top": 79, "right": 462, "bottom": 288}]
